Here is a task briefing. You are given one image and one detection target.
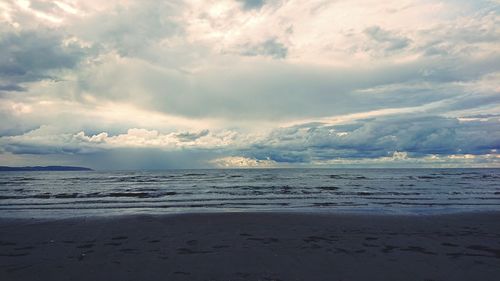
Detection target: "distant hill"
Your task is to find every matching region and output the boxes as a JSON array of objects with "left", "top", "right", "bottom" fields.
[{"left": 0, "top": 166, "right": 93, "bottom": 171}]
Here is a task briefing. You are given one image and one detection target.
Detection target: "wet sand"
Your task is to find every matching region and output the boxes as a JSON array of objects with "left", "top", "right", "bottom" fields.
[{"left": 1, "top": 212, "right": 499, "bottom": 281}]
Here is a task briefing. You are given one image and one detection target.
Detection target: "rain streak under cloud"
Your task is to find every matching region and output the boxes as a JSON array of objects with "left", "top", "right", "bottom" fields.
[{"left": 0, "top": 0, "right": 499, "bottom": 169}]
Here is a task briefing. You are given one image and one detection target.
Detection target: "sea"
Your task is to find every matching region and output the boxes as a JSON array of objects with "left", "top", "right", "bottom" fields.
[{"left": 0, "top": 168, "right": 499, "bottom": 218}]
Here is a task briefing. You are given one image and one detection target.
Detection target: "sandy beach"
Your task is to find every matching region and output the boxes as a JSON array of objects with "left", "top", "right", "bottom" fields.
[{"left": 1, "top": 212, "right": 499, "bottom": 281}]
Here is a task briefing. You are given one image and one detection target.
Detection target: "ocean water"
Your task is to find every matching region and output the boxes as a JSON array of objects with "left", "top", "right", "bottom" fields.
[{"left": 0, "top": 168, "right": 499, "bottom": 218}]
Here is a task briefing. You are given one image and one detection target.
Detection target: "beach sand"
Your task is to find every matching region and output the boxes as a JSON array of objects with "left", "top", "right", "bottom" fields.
[{"left": 1, "top": 212, "right": 499, "bottom": 281}]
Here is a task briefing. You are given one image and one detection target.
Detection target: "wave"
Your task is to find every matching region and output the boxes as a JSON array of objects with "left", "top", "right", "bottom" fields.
[{"left": 0, "top": 168, "right": 499, "bottom": 217}]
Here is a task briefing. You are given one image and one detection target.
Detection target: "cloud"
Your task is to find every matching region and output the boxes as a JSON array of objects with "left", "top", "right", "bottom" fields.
[
  {"left": 0, "top": 0, "right": 499, "bottom": 168},
  {"left": 57, "top": 53, "right": 498, "bottom": 122},
  {"left": 176, "top": 129, "right": 210, "bottom": 142},
  {"left": 0, "top": 127, "right": 239, "bottom": 155},
  {"left": 364, "top": 25, "right": 411, "bottom": 54},
  {"left": 0, "top": 84, "right": 25, "bottom": 92},
  {"left": 2, "top": 113, "right": 499, "bottom": 168},
  {"left": 68, "top": 1, "right": 183, "bottom": 57},
  {"left": 0, "top": 30, "right": 91, "bottom": 90},
  {"left": 210, "top": 156, "right": 276, "bottom": 168},
  {"left": 238, "top": 38, "right": 288, "bottom": 59},
  {"left": 236, "top": 0, "right": 266, "bottom": 11},
  {"left": 245, "top": 114, "right": 500, "bottom": 163},
  {"left": 311, "top": 152, "right": 500, "bottom": 168}
]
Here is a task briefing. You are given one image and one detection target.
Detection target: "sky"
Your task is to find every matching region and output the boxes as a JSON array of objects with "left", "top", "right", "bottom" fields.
[{"left": 0, "top": 0, "right": 499, "bottom": 169}]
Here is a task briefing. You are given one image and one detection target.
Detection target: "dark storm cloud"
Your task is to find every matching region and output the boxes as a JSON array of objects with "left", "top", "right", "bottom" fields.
[
  {"left": 0, "top": 84, "right": 25, "bottom": 92},
  {"left": 2, "top": 142, "right": 100, "bottom": 155},
  {"left": 0, "top": 30, "right": 90, "bottom": 89},
  {"left": 244, "top": 115, "right": 500, "bottom": 163}
]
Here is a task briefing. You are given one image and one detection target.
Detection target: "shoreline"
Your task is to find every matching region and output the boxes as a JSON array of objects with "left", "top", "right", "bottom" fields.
[
  {"left": 1, "top": 212, "right": 500, "bottom": 280},
  {"left": 2, "top": 207, "right": 500, "bottom": 221}
]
